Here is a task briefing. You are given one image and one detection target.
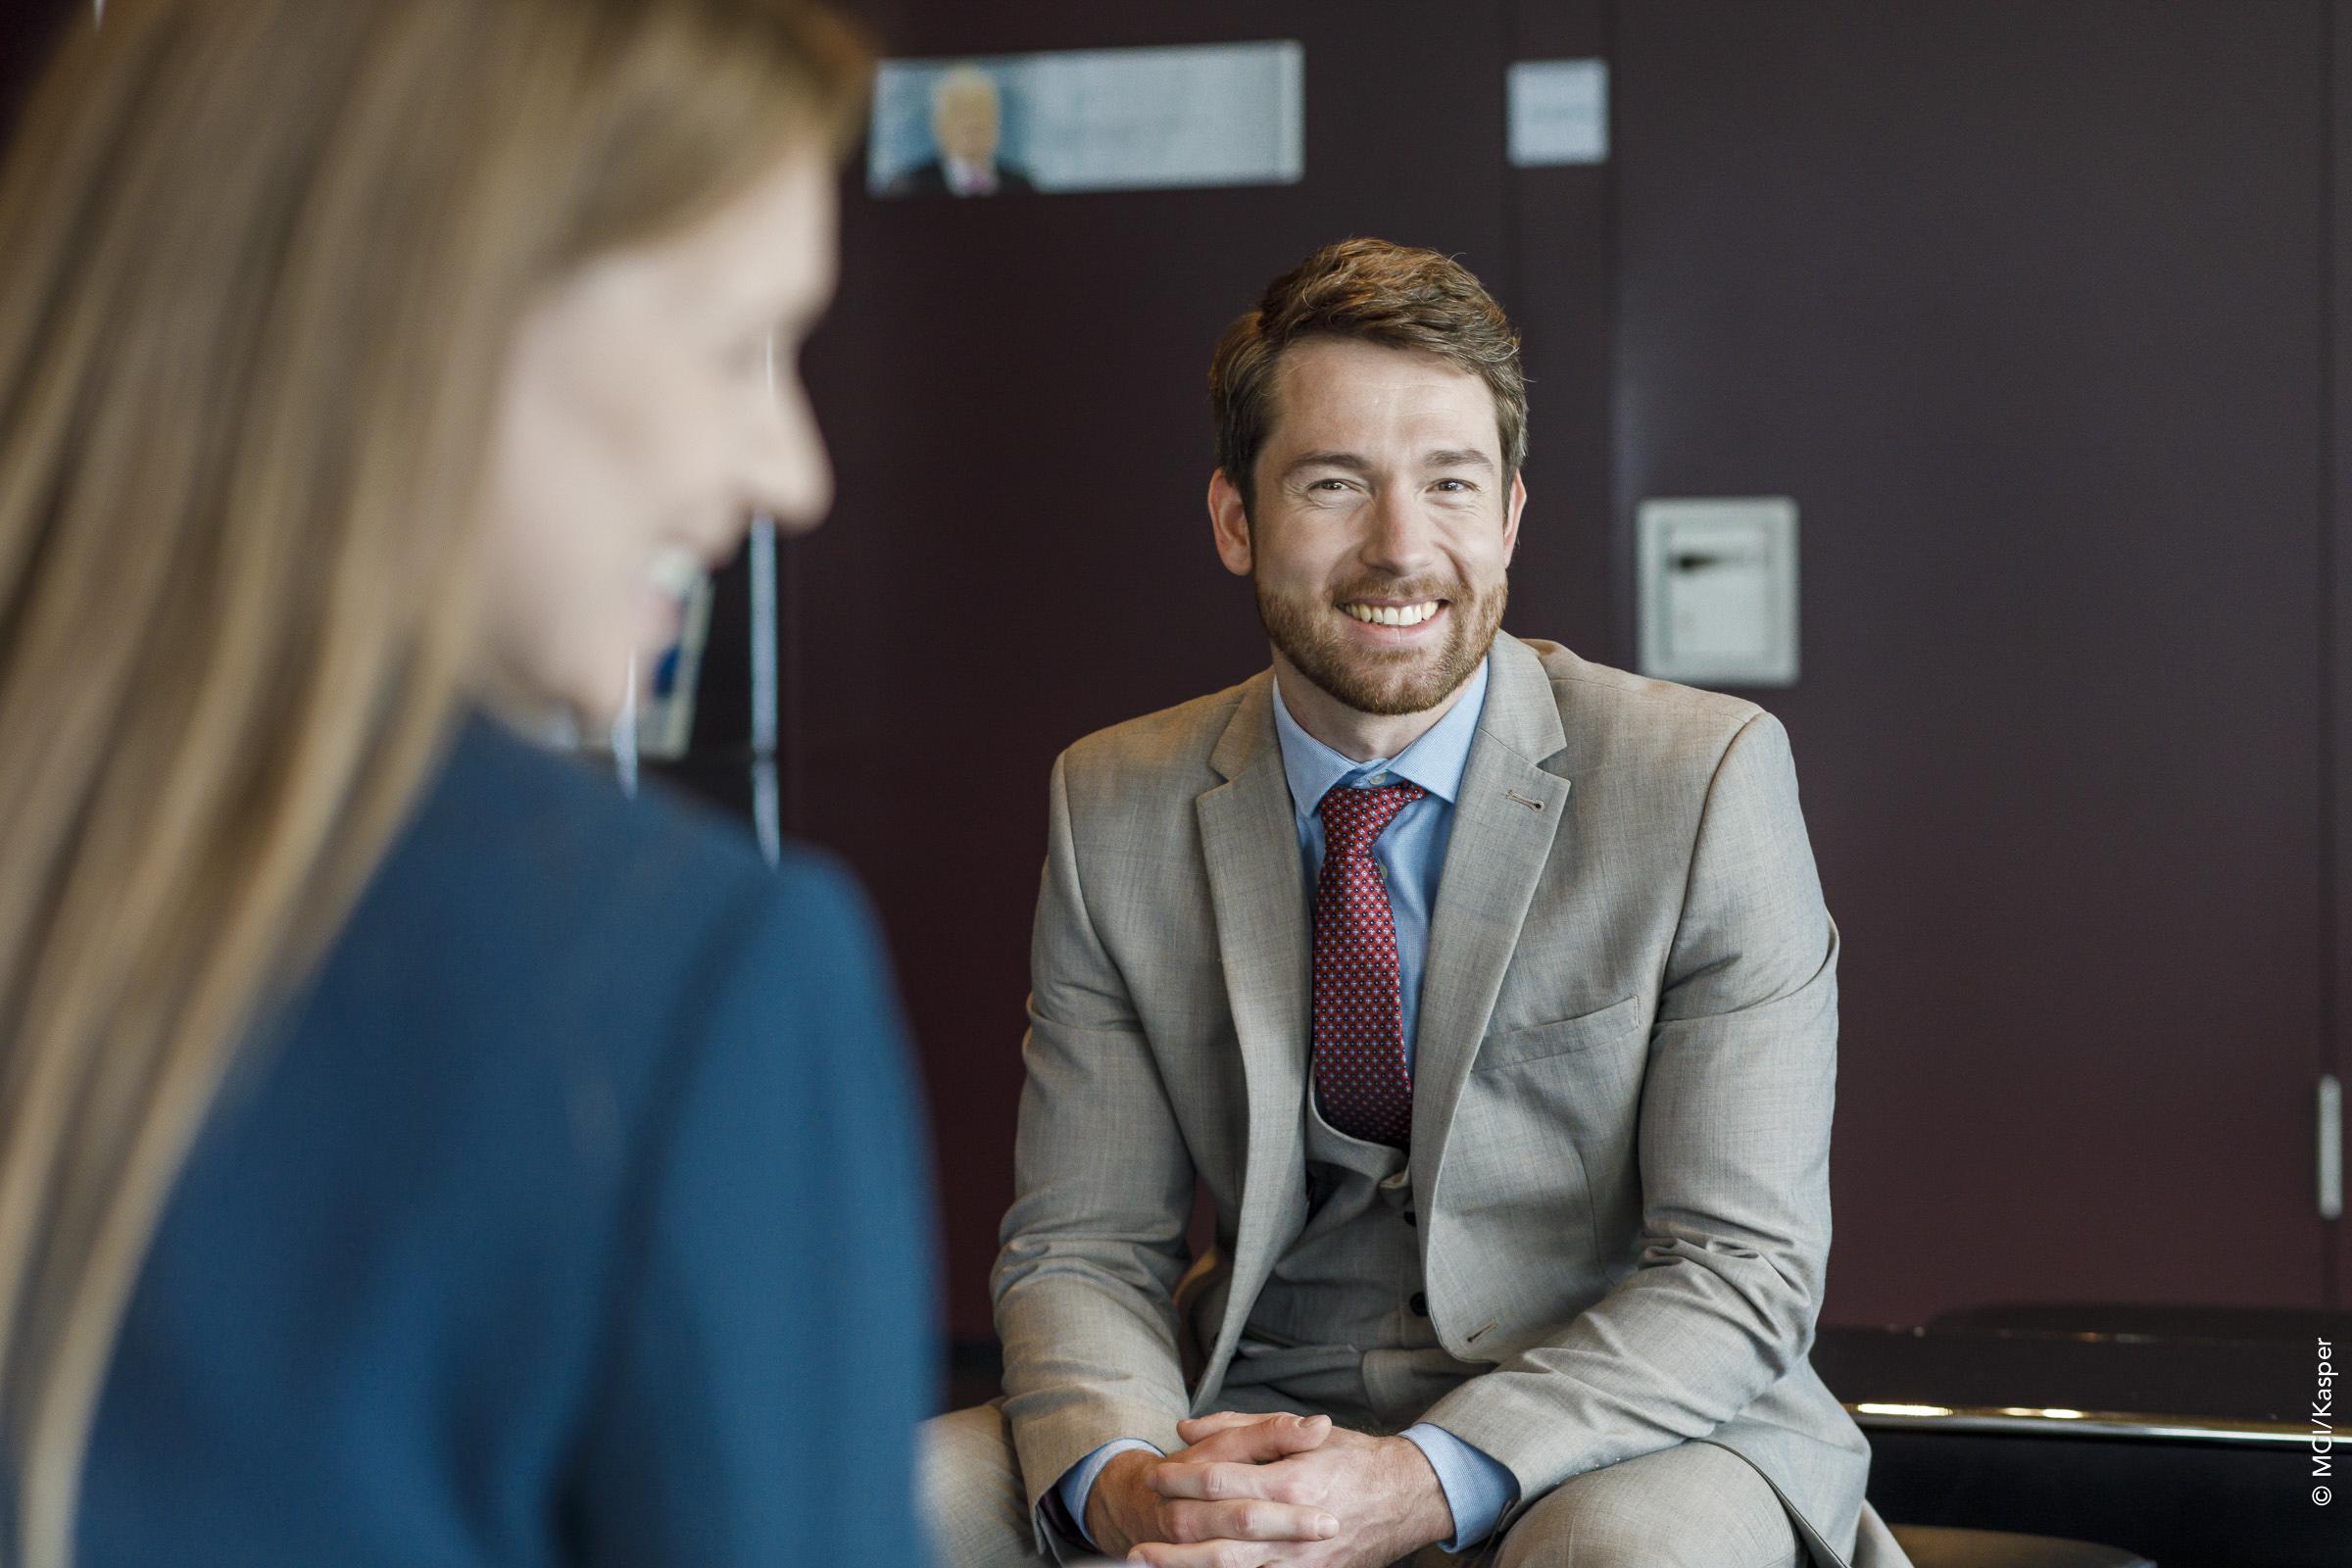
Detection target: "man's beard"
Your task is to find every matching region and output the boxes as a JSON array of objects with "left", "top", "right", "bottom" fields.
[{"left": 1253, "top": 569, "right": 1507, "bottom": 717}]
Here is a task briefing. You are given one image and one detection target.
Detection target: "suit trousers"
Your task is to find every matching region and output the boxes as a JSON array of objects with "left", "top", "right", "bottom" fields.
[{"left": 921, "top": 1400, "right": 1804, "bottom": 1568}]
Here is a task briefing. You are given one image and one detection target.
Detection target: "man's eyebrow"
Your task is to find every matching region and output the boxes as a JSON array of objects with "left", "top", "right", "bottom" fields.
[
  {"left": 1283, "top": 451, "right": 1374, "bottom": 476},
  {"left": 1424, "top": 448, "right": 1495, "bottom": 471},
  {"left": 1279, "top": 448, "right": 1497, "bottom": 477}
]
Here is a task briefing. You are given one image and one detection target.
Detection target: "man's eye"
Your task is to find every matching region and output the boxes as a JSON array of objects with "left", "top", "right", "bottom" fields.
[{"left": 1434, "top": 478, "right": 1474, "bottom": 493}]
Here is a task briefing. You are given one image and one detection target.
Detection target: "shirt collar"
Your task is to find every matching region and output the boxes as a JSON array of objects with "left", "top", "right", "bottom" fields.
[{"left": 1269, "top": 655, "right": 1491, "bottom": 827}]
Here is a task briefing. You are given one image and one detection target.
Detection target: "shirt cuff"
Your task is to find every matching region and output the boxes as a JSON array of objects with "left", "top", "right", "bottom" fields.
[
  {"left": 1401, "top": 1421, "right": 1519, "bottom": 1551},
  {"left": 1054, "top": 1438, "right": 1163, "bottom": 1549}
]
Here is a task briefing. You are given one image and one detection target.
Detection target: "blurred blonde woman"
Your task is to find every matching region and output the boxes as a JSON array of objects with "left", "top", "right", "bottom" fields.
[{"left": 0, "top": 2, "right": 935, "bottom": 1564}]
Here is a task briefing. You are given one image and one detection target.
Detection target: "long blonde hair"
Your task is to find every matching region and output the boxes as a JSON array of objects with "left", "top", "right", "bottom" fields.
[{"left": 0, "top": 2, "right": 865, "bottom": 1560}]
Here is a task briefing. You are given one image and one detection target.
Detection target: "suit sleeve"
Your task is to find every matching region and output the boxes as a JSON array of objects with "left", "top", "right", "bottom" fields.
[
  {"left": 991, "top": 752, "right": 1198, "bottom": 1537},
  {"left": 570, "top": 854, "right": 939, "bottom": 1568},
  {"left": 1422, "top": 711, "right": 1838, "bottom": 1525}
]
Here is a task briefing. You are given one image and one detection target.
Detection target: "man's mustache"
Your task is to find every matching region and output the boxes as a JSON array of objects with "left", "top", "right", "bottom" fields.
[{"left": 1326, "top": 579, "right": 1471, "bottom": 605}]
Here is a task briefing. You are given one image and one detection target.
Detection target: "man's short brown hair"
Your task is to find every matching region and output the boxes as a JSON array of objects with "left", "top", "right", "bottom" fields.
[{"left": 1208, "top": 238, "right": 1527, "bottom": 514}]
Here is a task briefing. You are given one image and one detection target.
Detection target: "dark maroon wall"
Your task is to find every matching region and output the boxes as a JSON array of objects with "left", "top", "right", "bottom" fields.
[
  {"left": 16, "top": 0, "right": 2340, "bottom": 1338},
  {"left": 0, "top": 0, "right": 80, "bottom": 137},
  {"left": 796, "top": 1, "right": 1617, "bottom": 1339},
  {"left": 807, "top": 2, "right": 2351, "bottom": 1339},
  {"left": 1611, "top": 1, "right": 2335, "bottom": 1321},
  {"left": 2333, "top": 3, "right": 2352, "bottom": 1308}
]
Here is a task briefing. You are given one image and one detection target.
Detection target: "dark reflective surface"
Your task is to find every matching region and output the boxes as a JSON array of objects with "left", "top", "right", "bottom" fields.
[
  {"left": 1817, "top": 1314, "right": 2352, "bottom": 1430},
  {"left": 1817, "top": 1315, "right": 2352, "bottom": 1567}
]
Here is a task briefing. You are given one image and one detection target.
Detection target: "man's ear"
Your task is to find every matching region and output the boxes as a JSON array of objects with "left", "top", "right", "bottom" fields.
[
  {"left": 1501, "top": 467, "right": 1528, "bottom": 565},
  {"left": 1208, "top": 468, "right": 1253, "bottom": 577}
]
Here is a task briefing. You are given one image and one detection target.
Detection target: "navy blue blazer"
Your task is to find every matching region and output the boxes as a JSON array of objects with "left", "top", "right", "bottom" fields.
[{"left": 76, "top": 713, "right": 936, "bottom": 1566}]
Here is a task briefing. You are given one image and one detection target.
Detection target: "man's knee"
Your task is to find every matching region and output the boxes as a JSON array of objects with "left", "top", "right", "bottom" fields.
[
  {"left": 1494, "top": 1441, "right": 1801, "bottom": 1568},
  {"left": 922, "top": 1401, "right": 1017, "bottom": 1500},
  {"left": 921, "top": 1402, "right": 1042, "bottom": 1568}
]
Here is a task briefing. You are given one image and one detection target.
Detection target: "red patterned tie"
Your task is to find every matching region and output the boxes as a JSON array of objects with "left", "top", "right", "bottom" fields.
[{"left": 1311, "top": 781, "right": 1426, "bottom": 1148}]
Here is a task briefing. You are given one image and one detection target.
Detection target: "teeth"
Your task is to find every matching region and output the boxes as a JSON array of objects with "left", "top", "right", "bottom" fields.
[
  {"left": 1344, "top": 601, "right": 1441, "bottom": 627},
  {"left": 648, "top": 545, "right": 704, "bottom": 600}
]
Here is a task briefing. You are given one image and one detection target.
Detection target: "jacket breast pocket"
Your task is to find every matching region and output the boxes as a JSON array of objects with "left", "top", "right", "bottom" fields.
[{"left": 1471, "top": 994, "right": 1645, "bottom": 1072}]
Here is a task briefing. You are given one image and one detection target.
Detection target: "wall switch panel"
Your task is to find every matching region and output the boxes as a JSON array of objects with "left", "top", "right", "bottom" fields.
[{"left": 1637, "top": 496, "right": 1799, "bottom": 687}]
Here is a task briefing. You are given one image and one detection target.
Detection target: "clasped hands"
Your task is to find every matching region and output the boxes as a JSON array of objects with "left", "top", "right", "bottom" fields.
[{"left": 1084, "top": 1409, "right": 1455, "bottom": 1568}]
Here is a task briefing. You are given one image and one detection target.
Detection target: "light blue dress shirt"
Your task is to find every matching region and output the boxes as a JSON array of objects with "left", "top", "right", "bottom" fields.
[{"left": 1055, "top": 658, "right": 1519, "bottom": 1552}]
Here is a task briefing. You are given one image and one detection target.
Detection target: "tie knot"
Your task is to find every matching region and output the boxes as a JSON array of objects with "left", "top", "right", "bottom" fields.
[{"left": 1316, "top": 780, "right": 1425, "bottom": 858}]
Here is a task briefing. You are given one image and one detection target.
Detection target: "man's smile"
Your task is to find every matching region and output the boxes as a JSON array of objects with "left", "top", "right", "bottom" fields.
[
  {"left": 1337, "top": 597, "right": 1452, "bottom": 645},
  {"left": 1340, "top": 598, "right": 1445, "bottom": 628}
]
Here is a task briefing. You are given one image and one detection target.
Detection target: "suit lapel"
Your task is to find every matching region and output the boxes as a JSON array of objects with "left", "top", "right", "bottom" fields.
[
  {"left": 1193, "top": 675, "right": 1310, "bottom": 1396},
  {"left": 1411, "top": 633, "right": 1571, "bottom": 1207}
]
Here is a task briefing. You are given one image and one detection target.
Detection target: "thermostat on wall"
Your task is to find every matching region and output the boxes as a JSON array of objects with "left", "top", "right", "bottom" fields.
[{"left": 1636, "top": 497, "right": 1799, "bottom": 687}]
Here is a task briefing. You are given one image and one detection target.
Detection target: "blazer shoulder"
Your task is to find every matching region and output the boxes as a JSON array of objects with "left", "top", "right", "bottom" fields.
[
  {"left": 1514, "top": 638, "right": 1780, "bottom": 777},
  {"left": 424, "top": 711, "right": 770, "bottom": 884},
  {"left": 291, "top": 712, "right": 875, "bottom": 1112},
  {"left": 355, "top": 714, "right": 784, "bottom": 1023},
  {"left": 277, "top": 712, "right": 863, "bottom": 1201},
  {"left": 1053, "top": 677, "right": 1253, "bottom": 806}
]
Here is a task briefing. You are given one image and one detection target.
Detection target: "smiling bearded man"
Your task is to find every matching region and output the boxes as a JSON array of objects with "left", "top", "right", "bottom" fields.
[
  {"left": 1250, "top": 536, "right": 1503, "bottom": 721},
  {"left": 921, "top": 239, "right": 1914, "bottom": 1568}
]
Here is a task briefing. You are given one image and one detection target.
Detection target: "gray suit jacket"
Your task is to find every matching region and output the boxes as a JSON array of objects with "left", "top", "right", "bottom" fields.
[{"left": 992, "top": 633, "right": 1906, "bottom": 1566}]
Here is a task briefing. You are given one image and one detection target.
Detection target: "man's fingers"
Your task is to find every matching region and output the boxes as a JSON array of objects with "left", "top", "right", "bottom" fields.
[
  {"left": 1149, "top": 1459, "right": 1326, "bottom": 1509},
  {"left": 1158, "top": 1498, "right": 1339, "bottom": 1544},
  {"left": 1126, "top": 1542, "right": 1280, "bottom": 1568},
  {"left": 1179, "top": 1412, "right": 1333, "bottom": 1465},
  {"left": 1175, "top": 1410, "right": 1287, "bottom": 1442}
]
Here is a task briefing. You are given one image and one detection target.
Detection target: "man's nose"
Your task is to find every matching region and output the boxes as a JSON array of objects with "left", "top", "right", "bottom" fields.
[{"left": 1358, "top": 485, "right": 1437, "bottom": 577}]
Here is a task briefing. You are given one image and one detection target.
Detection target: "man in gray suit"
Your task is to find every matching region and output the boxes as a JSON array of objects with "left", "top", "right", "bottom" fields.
[{"left": 925, "top": 239, "right": 1908, "bottom": 1568}]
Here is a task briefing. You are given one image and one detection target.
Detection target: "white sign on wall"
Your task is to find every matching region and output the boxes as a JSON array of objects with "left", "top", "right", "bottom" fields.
[
  {"left": 1507, "top": 59, "right": 1609, "bottom": 167},
  {"left": 1637, "top": 497, "right": 1800, "bottom": 688}
]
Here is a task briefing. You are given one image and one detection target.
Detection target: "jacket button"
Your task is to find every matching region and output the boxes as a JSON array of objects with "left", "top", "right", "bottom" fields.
[
  {"left": 1401, "top": 1209, "right": 1417, "bottom": 1227},
  {"left": 1409, "top": 1291, "right": 1429, "bottom": 1317}
]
